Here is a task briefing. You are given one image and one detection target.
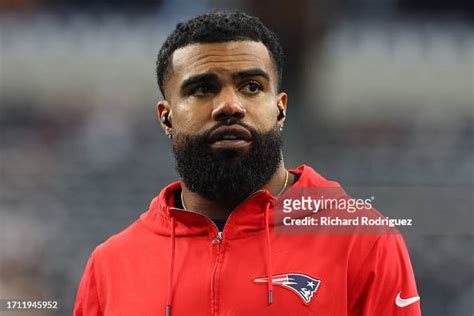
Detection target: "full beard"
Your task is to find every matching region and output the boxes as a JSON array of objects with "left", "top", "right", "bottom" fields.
[{"left": 172, "top": 123, "right": 282, "bottom": 206}]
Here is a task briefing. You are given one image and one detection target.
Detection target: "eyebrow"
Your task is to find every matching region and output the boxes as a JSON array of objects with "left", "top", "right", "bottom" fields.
[
  {"left": 180, "top": 73, "right": 219, "bottom": 91},
  {"left": 180, "top": 68, "right": 272, "bottom": 92},
  {"left": 233, "top": 68, "right": 271, "bottom": 82}
]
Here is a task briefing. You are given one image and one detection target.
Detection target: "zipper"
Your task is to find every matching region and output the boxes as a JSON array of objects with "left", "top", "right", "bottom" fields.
[
  {"left": 212, "top": 231, "right": 223, "bottom": 244},
  {"left": 210, "top": 235, "right": 222, "bottom": 316}
]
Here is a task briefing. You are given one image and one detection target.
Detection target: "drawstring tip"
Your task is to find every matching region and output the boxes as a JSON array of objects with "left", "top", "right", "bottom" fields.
[
  {"left": 268, "top": 290, "right": 273, "bottom": 305},
  {"left": 166, "top": 305, "right": 171, "bottom": 316}
]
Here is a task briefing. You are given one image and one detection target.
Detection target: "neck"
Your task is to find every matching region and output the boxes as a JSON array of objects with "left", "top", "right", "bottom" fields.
[{"left": 180, "top": 162, "right": 294, "bottom": 220}]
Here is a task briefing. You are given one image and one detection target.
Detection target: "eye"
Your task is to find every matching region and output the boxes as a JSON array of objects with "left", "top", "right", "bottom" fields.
[
  {"left": 240, "top": 81, "right": 262, "bottom": 95},
  {"left": 191, "top": 84, "right": 215, "bottom": 97}
]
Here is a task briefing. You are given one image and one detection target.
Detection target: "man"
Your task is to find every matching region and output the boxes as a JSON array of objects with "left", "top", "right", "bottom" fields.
[{"left": 74, "top": 10, "right": 421, "bottom": 316}]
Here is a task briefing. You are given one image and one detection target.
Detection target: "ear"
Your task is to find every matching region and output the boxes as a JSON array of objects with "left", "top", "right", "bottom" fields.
[
  {"left": 157, "top": 100, "right": 173, "bottom": 133},
  {"left": 276, "top": 92, "right": 288, "bottom": 124}
]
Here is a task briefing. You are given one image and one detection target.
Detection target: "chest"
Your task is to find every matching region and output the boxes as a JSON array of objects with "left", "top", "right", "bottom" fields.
[{"left": 100, "top": 234, "right": 350, "bottom": 316}]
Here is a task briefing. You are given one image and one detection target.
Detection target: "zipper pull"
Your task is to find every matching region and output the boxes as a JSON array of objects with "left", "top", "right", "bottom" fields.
[{"left": 212, "top": 231, "right": 223, "bottom": 244}]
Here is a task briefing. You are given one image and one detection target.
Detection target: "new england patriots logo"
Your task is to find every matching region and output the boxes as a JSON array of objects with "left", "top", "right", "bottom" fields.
[{"left": 254, "top": 273, "right": 321, "bottom": 304}]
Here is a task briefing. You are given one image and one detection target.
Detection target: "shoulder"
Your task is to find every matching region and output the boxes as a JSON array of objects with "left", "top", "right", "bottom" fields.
[{"left": 92, "top": 218, "right": 154, "bottom": 262}]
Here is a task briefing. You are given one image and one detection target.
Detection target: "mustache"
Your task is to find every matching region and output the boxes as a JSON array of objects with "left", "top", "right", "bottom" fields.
[{"left": 197, "top": 122, "right": 258, "bottom": 141}]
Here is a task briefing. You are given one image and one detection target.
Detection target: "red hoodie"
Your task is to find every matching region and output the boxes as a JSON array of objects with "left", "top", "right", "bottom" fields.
[{"left": 74, "top": 165, "right": 421, "bottom": 316}]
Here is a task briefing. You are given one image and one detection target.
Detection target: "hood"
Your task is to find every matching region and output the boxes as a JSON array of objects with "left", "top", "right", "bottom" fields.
[{"left": 139, "top": 164, "right": 343, "bottom": 239}]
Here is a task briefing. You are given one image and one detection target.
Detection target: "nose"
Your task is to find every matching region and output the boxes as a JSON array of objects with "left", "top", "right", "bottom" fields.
[{"left": 211, "top": 88, "right": 246, "bottom": 123}]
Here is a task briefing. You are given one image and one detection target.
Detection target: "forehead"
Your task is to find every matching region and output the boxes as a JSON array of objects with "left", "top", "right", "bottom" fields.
[{"left": 170, "top": 41, "right": 276, "bottom": 84}]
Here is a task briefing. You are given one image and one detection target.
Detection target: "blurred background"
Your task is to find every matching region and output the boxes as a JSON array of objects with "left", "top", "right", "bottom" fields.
[{"left": 0, "top": 0, "right": 472, "bottom": 315}]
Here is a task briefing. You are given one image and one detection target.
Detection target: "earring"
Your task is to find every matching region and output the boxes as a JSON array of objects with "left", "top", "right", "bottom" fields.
[
  {"left": 166, "top": 129, "right": 172, "bottom": 139},
  {"left": 279, "top": 126, "right": 284, "bottom": 132}
]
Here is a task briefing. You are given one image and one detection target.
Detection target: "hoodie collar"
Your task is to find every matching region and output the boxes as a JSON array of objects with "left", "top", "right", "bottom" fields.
[{"left": 139, "top": 164, "right": 340, "bottom": 240}]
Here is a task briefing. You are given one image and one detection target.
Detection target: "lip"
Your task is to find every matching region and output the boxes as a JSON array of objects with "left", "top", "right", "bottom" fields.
[
  {"left": 208, "top": 125, "right": 253, "bottom": 143},
  {"left": 210, "top": 139, "right": 252, "bottom": 150},
  {"left": 208, "top": 125, "right": 253, "bottom": 150}
]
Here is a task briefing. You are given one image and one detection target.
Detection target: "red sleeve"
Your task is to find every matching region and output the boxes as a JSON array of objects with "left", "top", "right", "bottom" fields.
[
  {"left": 349, "top": 233, "right": 422, "bottom": 316},
  {"left": 73, "top": 252, "right": 102, "bottom": 316}
]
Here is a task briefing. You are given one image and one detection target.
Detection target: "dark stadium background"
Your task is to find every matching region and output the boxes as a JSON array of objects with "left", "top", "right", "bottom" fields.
[{"left": 0, "top": 0, "right": 472, "bottom": 315}]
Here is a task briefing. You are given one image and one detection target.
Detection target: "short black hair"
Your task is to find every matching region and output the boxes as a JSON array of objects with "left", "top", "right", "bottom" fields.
[{"left": 156, "top": 9, "right": 284, "bottom": 98}]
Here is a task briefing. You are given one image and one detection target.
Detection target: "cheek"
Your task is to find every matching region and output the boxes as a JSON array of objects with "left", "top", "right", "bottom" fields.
[
  {"left": 248, "top": 106, "right": 278, "bottom": 132},
  {"left": 172, "top": 104, "right": 211, "bottom": 133}
]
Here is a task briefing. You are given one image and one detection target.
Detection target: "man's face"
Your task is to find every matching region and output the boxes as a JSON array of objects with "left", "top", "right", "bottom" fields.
[
  {"left": 158, "top": 41, "right": 287, "bottom": 204},
  {"left": 163, "top": 40, "right": 285, "bottom": 142}
]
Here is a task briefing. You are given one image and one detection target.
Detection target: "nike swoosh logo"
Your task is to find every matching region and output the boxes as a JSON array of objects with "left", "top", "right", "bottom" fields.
[{"left": 395, "top": 292, "right": 420, "bottom": 307}]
